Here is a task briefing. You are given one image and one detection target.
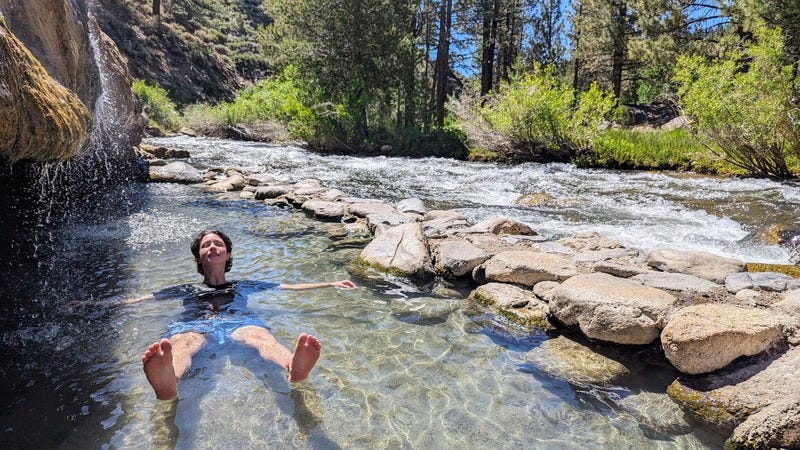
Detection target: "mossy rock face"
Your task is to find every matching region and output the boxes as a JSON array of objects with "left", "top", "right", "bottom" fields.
[
  {"left": 470, "top": 283, "right": 553, "bottom": 330},
  {"left": 0, "top": 20, "right": 91, "bottom": 161},
  {"left": 355, "top": 256, "right": 418, "bottom": 279},
  {"left": 666, "top": 379, "right": 747, "bottom": 430},
  {"left": 746, "top": 263, "right": 800, "bottom": 279}
]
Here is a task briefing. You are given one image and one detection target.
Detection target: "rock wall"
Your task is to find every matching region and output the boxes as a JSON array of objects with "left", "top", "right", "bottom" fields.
[
  {"left": 0, "top": 17, "right": 91, "bottom": 161},
  {"left": 0, "top": 0, "right": 146, "bottom": 227},
  {"left": 0, "top": 0, "right": 143, "bottom": 161}
]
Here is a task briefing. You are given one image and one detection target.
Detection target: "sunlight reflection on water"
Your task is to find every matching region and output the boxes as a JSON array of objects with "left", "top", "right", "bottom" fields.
[{"left": 8, "top": 137, "right": 795, "bottom": 448}]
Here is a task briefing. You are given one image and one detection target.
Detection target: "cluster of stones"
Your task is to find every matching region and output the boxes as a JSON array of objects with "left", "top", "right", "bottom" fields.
[{"left": 148, "top": 158, "right": 800, "bottom": 449}]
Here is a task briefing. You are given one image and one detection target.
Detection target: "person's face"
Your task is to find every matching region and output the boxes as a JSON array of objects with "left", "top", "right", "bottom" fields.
[{"left": 198, "top": 233, "right": 230, "bottom": 270}]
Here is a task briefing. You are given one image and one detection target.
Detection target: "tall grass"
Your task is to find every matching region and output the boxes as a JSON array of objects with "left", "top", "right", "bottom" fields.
[{"left": 581, "top": 128, "right": 743, "bottom": 174}]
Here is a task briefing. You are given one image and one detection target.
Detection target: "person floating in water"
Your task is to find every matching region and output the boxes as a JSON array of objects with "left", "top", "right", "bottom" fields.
[{"left": 71, "top": 229, "right": 356, "bottom": 400}]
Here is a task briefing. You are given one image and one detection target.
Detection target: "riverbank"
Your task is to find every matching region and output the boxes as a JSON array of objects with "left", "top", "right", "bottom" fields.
[{"left": 146, "top": 144, "right": 800, "bottom": 449}]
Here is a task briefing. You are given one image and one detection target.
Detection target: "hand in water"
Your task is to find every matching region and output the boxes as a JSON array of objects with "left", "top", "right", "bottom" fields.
[{"left": 332, "top": 280, "right": 357, "bottom": 290}]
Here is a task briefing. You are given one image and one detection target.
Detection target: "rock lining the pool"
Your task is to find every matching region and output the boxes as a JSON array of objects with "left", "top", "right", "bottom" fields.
[{"left": 152, "top": 162, "right": 800, "bottom": 449}]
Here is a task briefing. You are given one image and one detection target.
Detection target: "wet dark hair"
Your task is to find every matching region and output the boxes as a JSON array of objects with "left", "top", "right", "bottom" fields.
[{"left": 190, "top": 229, "right": 233, "bottom": 274}]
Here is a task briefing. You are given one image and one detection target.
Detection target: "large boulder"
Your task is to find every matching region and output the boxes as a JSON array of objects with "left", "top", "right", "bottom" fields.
[
  {"left": 0, "top": 17, "right": 91, "bottom": 161},
  {"left": 647, "top": 249, "right": 745, "bottom": 283},
  {"left": 430, "top": 237, "right": 490, "bottom": 277},
  {"left": 549, "top": 273, "right": 680, "bottom": 345},
  {"left": 461, "top": 216, "right": 537, "bottom": 236},
  {"left": 149, "top": 161, "right": 203, "bottom": 183},
  {"left": 475, "top": 250, "right": 579, "bottom": 287},
  {"left": 771, "top": 289, "right": 800, "bottom": 328},
  {"left": 301, "top": 200, "right": 347, "bottom": 222},
  {"left": 358, "top": 222, "right": 432, "bottom": 278},
  {"left": 421, "top": 210, "right": 471, "bottom": 238},
  {"left": 725, "top": 271, "right": 800, "bottom": 293},
  {"left": 630, "top": 271, "right": 726, "bottom": 303},
  {"left": 660, "top": 303, "right": 784, "bottom": 374},
  {"left": 255, "top": 185, "right": 292, "bottom": 200},
  {"left": 347, "top": 200, "right": 397, "bottom": 218},
  {"left": 396, "top": 197, "right": 426, "bottom": 215},
  {"left": 557, "top": 231, "right": 625, "bottom": 252},
  {"left": 726, "top": 398, "right": 800, "bottom": 450},
  {"left": 667, "top": 346, "right": 800, "bottom": 449}
]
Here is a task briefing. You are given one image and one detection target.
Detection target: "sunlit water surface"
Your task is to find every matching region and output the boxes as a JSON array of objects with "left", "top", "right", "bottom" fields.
[{"left": 2, "top": 136, "right": 798, "bottom": 449}]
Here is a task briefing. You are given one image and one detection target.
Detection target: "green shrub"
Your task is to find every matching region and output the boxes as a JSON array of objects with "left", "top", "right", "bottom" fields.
[
  {"left": 132, "top": 79, "right": 181, "bottom": 131},
  {"left": 461, "top": 66, "right": 618, "bottom": 161},
  {"left": 674, "top": 22, "right": 799, "bottom": 178}
]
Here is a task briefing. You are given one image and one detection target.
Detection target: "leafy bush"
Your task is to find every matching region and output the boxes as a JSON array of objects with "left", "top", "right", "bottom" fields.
[
  {"left": 181, "top": 65, "right": 323, "bottom": 140},
  {"left": 455, "top": 66, "right": 618, "bottom": 162},
  {"left": 132, "top": 79, "right": 181, "bottom": 131},
  {"left": 674, "top": 22, "right": 800, "bottom": 178}
]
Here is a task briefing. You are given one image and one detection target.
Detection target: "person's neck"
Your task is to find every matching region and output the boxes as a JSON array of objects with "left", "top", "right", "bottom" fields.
[{"left": 203, "top": 271, "right": 227, "bottom": 287}]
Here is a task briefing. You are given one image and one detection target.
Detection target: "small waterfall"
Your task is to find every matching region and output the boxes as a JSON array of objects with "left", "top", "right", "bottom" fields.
[{"left": 0, "top": 10, "right": 146, "bottom": 232}]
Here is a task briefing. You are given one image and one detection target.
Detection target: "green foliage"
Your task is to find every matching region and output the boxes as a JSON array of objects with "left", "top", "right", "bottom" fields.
[
  {"left": 132, "top": 79, "right": 181, "bottom": 131},
  {"left": 634, "top": 64, "right": 675, "bottom": 104},
  {"left": 184, "top": 65, "right": 320, "bottom": 139},
  {"left": 674, "top": 22, "right": 800, "bottom": 178},
  {"left": 582, "top": 128, "right": 732, "bottom": 172},
  {"left": 261, "top": 0, "right": 420, "bottom": 144},
  {"left": 471, "top": 67, "right": 618, "bottom": 161}
]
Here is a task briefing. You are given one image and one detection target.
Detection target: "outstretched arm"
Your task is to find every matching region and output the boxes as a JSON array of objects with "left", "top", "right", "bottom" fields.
[
  {"left": 62, "top": 293, "right": 155, "bottom": 311},
  {"left": 279, "top": 280, "right": 357, "bottom": 290}
]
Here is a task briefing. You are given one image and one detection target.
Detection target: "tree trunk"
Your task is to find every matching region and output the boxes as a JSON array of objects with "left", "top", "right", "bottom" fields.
[
  {"left": 572, "top": 3, "right": 582, "bottom": 104},
  {"left": 434, "top": 0, "right": 452, "bottom": 126},
  {"left": 480, "top": 0, "right": 496, "bottom": 97},
  {"left": 152, "top": 0, "right": 161, "bottom": 24},
  {"left": 610, "top": 1, "right": 627, "bottom": 101}
]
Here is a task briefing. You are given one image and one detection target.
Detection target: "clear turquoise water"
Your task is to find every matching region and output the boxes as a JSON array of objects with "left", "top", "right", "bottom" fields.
[{"left": 6, "top": 137, "right": 797, "bottom": 448}]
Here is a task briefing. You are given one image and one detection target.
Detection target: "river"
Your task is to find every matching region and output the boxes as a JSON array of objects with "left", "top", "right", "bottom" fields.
[{"left": 1, "top": 136, "right": 797, "bottom": 449}]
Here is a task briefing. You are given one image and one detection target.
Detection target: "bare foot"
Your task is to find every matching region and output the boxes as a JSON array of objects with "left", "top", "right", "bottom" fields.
[
  {"left": 142, "top": 339, "right": 178, "bottom": 400},
  {"left": 288, "top": 333, "right": 321, "bottom": 382}
]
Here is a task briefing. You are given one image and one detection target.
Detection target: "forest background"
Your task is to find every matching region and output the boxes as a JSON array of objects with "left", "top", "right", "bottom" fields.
[{"left": 97, "top": 0, "right": 800, "bottom": 178}]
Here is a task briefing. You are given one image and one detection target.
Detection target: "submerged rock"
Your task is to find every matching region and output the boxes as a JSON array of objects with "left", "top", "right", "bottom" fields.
[
  {"left": 617, "top": 391, "right": 693, "bottom": 436},
  {"left": 525, "top": 336, "right": 630, "bottom": 385}
]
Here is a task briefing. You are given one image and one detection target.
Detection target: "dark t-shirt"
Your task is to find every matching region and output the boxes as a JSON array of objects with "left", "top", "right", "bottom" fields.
[{"left": 154, "top": 280, "right": 280, "bottom": 341}]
